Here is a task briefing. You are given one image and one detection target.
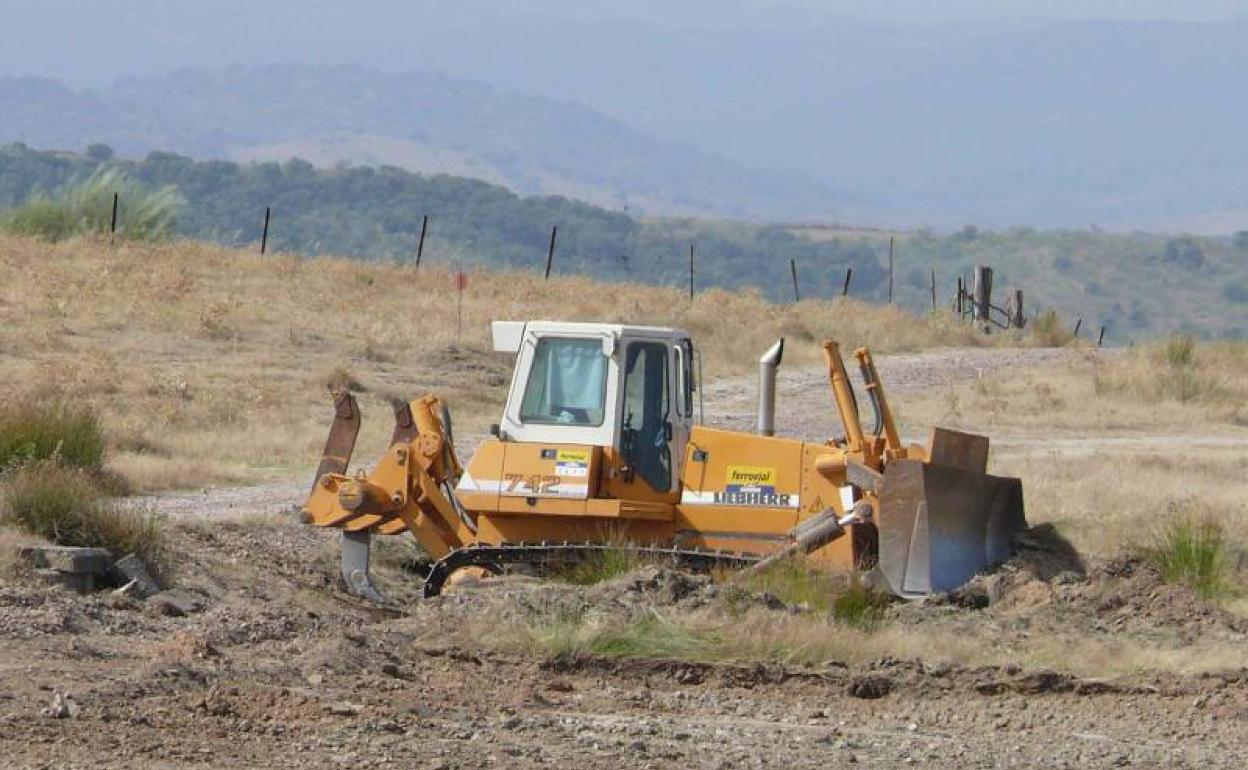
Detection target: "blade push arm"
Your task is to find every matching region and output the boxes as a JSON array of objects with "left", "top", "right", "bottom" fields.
[
  {"left": 822, "top": 341, "right": 866, "bottom": 452},
  {"left": 854, "top": 348, "right": 903, "bottom": 458},
  {"left": 303, "top": 394, "right": 475, "bottom": 561}
]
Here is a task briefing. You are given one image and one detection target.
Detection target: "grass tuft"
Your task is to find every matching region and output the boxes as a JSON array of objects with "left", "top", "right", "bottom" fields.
[
  {"left": 831, "top": 579, "right": 891, "bottom": 629},
  {"left": 0, "top": 397, "right": 106, "bottom": 471},
  {"left": 724, "top": 556, "right": 889, "bottom": 625},
  {"left": 553, "top": 548, "right": 654, "bottom": 586},
  {"left": 582, "top": 611, "right": 716, "bottom": 659},
  {"left": 520, "top": 608, "right": 718, "bottom": 661},
  {"left": 1144, "top": 515, "right": 1234, "bottom": 600},
  {"left": 0, "top": 462, "right": 165, "bottom": 568}
]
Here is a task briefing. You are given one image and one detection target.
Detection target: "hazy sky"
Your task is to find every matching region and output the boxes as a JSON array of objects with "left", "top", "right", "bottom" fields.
[
  {"left": 4, "top": 0, "right": 1247, "bottom": 228},
  {"left": 2, "top": 1, "right": 1246, "bottom": 87}
]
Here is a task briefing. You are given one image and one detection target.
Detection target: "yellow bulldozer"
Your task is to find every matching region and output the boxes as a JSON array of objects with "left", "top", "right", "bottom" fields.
[{"left": 303, "top": 321, "right": 1025, "bottom": 601}]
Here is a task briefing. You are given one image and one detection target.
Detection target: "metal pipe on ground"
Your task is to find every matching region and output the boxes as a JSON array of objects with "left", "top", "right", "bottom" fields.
[
  {"left": 756, "top": 338, "right": 785, "bottom": 436},
  {"left": 752, "top": 503, "right": 870, "bottom": 571}
]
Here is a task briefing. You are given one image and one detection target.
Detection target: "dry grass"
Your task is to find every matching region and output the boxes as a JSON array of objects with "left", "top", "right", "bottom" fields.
[
  {"left": 1095, "top": 336, "right": 1246, "bottom": 417},
  {"left": 0, "top": 525, "right": 39, "bottom": 579},
  {"left": 0, "top": 463, "right": 166, "bottom": 568},
  {"left": 485, "top": 601, "right": 1248, "bottom": 678},
  {"left": 894, "top": 338, "right": 1248, "bottom": 563},
  {"left": 899, "top": 340, "right": 1246, "bottom": 438},
  {"left": 0, "top": 233, "right": 994, "bottom": 492},
  {"left": 0, "top": 395, "right": 105, "bottom": 470}
]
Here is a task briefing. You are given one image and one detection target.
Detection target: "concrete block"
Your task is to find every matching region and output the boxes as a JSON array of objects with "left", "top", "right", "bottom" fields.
[
  {"left": 19, "top": 546, "right": 111, "bottom": 575},
  {"left": 35, "top": 568, "right": 98, "bottom": 594}
]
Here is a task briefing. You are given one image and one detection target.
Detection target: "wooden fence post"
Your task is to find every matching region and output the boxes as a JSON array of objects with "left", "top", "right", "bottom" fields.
[
  {"left": 110, "top": 192, "right": 119, "bottom": 236},
  {"left": 1011, "top": 288, "right": 1025, "bottom": 328},
  {"left": 841, "top": 267, "right": 852, "bottom": 297},
  {"left": 789, "top": 258, "right": 800, "bottom": 302},
  {"left": 1098, "top": 326, "right": 1106, "bottom": 347},
  {"left": 260, "top": 207, "right": 271, "bottom": 254},
  {"left": 973, "top": 266, "right": 993, "bottom": 330},
  {"left": 929, "top": 269, "right": 936, "bottom": 311},
  {"left": 1073, "top": 318, "right": 1082, "bottom": 338}
]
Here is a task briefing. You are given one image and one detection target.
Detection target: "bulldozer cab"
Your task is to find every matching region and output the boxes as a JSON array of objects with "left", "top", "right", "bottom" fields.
[{"left": 492, "top": 321, "right": 696, "bottom": 495}]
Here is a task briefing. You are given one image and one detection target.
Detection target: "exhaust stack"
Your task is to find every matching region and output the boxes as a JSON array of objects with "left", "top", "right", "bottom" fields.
[{"left": 757, "top": 338, "right": 785, "bottom": 436}]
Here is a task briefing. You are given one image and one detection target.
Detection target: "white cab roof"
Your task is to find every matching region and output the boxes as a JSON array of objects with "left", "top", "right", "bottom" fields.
[{"left": 492, "top": 320, "right": 688, "bottom": 352}]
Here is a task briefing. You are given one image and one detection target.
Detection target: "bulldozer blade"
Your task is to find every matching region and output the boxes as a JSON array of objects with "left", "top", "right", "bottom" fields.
[
  {"left": 340, "top": 530, "right": 387, "bottom": 604},
  {"left": 875, "top": 459, "right": 1025, "bottom": 597},
  {"left": 314, "top": 391, "right": 361, "bottom": 490}
]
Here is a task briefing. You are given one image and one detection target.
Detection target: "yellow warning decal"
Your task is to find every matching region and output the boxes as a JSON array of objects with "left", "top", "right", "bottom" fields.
[
  {"left": 725, "top": 465, "right": 776, "bottom": 486},
  {"left": 556, "top": 449, "right": 590, "bottom": 464}
]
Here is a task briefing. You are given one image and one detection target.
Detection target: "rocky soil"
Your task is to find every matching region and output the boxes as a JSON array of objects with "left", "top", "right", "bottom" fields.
[
  {"left": 4, "top": 347, "right": 1247, "bottom": 768},
  {"left": 2, "top": 514, "right": 1247, "bottom": 769}
]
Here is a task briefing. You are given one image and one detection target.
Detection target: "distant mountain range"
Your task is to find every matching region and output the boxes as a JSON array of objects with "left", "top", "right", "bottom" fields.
[
  {"left": 0, "top": 67, "right": 845, "bottom": 222},
  {"left": 2, "top": 7, "right": 1248, "bottom": 230}
]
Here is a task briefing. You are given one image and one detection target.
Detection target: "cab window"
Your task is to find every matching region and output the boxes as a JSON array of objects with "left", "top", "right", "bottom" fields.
[{"left": 519, "top": 338, "right": 608, "bottom": 426}]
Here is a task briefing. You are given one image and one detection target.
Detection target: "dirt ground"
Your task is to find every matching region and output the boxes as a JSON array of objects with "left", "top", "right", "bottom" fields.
[{"left": 3, "top": 348, "right": 1247, "bottom": 769}]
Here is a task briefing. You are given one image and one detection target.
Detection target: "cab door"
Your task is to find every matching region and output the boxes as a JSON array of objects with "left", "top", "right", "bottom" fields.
[
  {"left": 619, "top": 338, "right": 677, "bottom": 494},
  {"left": 671, "top": 338, "right": 695, "bottom": 485}
]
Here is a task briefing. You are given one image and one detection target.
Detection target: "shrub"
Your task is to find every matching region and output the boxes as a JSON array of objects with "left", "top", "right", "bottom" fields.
[
  {"left": 1158, "top": 334, "right": 1196, "bottom": 368},
  {"left": 0, "top": 463, "right": 164, "bottom": 567},
  {"left": 0, "top": 197, "right": 79, "bottom": 241},
  {"left": 0, "top": 167, "right": 182, "bottom": 242},
  {"left": 1028, "top": 311, "right": 1075, "bottom": 347},
  {"left": 1144, "top": 515, "right": 1233, "bottom": 600},
  {"left": 0, "top": 398, "right": 105, "bottom": 471}
]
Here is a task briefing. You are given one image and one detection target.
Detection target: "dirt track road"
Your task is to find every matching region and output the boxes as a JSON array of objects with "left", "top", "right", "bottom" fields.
[{"left": 700, "top": 346, "right": 1093, "bottom": 440}]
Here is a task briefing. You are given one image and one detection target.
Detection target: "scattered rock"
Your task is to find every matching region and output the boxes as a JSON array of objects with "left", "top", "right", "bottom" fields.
[
  {"left": 113, "top": 553, "right": 162, "bottom": 598},
  {"left": 756, "top": 591, "right": 787, "bottom": 611},
  {"left": 847, "top": 675, "right": 893, "bottom": 699},
  {"left": 147, "top": 589, "right": 204, "bottom": 617},
  {"left": 40, "top": 691, "right": 76, "bottom": 719},
  {"left": 1012, "top": 669, "right": 1071, "bottom": 695},
  {"left": 326, "top": 702, "right": 363, "bottom": 716},
  {"left": 1053, "top": 570, "right": 1084, "bottom": 586},
  {"left": 380, "top": 662, "right": 408, "bottom": 680},
  {"left": 546, "top": 679, "right": 574, "bottom": 693}
]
